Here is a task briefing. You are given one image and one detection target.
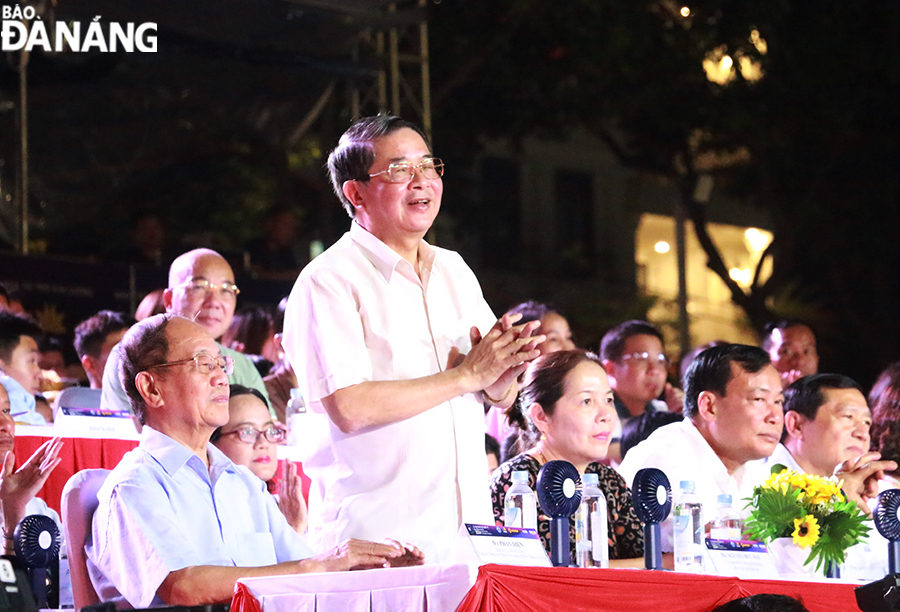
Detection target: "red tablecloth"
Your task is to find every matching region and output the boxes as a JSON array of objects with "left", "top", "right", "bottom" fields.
[
  {"left": 455, "top": 564, "right": 863, "bottom": 612},
  {"left": 15, "top": 434, "right": 138, "bottom": 515}
]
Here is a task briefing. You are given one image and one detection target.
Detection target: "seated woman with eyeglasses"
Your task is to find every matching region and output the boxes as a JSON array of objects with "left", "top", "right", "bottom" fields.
[
  {"left": 211, "top": 385, "right": 306, "bottom": 534},
  {"left": 489, "top": 350, "right": 645, "bottom": 567}
]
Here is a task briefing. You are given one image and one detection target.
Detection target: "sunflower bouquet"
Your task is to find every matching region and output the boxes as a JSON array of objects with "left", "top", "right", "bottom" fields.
[{"left": 743, "top": 465, "right": 871, "bottom": 572}]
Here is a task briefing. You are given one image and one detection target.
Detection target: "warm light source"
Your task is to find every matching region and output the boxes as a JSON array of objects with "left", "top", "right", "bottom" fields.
[
  {"left": 654, "top": 241, "right": 671, "bottom": 254},
  {"left": 744, "top": 228, "right": 771, "bottom": 253},
  {"left": 680, "top": 6, "right": 691, "bottom": 17},
  {"left": 703, "top": 46, "right": 735, "bottom": 85},
  {"left": 704, "top": 29, "right": 767, "bottom": 85},
  {"left": 729, "top": 267, "right": 752, "bottom": 287}
]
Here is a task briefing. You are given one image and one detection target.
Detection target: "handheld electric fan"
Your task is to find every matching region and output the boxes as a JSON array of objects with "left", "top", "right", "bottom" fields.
[
  {"left": 875, "top": 489, "right": 900, "bottom": 575},
  {"left": 13, "top": 515, "right": 60, "bottom": 609},
  {"left": 632, "top": 468, "right": 672, "bottom": 570},
  {"left": 536, "top": 460, "right": 583, "bottom": 567}
]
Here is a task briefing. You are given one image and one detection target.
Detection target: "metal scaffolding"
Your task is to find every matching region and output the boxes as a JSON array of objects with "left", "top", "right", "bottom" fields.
[{"left": 349, "top": 0, "right": 432, "bottom": 142}]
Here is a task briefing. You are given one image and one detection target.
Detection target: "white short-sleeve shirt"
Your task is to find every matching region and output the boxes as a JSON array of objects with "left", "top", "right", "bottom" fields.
[
  {"left": 617, "top": 418, "right": 770, "bottom": 552},
  {"left": 283, "top": 222, "right": 496, "bottom": 563}
]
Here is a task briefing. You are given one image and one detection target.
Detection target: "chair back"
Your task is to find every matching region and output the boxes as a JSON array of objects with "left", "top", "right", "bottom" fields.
[
  {"left": 53, "top": 386, "right": 102, "bottom": 419},
  {"left": 61, "top": 468, "right": 110, "bottom": 609}
]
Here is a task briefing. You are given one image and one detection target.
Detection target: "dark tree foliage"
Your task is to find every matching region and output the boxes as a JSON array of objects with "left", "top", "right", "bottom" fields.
[{"left": 429, "top": 0, "right": 900, "bottom": 383}]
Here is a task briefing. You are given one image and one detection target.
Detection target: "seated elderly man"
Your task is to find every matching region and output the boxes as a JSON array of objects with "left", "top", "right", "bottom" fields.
[
  {"left": 772, "top": 373, "right": 873, "bottom": 477},
  {"left": 771, "top": 373, "right": 895, "bottom": 580},
  {"left": 618, "top": 344, "right": 784, "bottom": 550},
  {"left": 86, "top": 314, "right": 421, "bottom": 609},
  {"left": 774, "top": 373, "right": 895, "bottom": 511}
]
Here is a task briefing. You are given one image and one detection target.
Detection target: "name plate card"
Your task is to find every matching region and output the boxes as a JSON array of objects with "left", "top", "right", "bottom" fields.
[
  {"left": 705, "top": 538, "right": 779, "bottom": 579},
  {"left": 461, "top": 524, "right": 552, "bottom": 567}
]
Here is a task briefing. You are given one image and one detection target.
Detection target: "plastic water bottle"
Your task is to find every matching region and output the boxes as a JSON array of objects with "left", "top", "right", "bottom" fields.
[
  {"left": 575, "top": 472, "right": 609, "bottom": 568},
  {"left": 285, "top": 388, "right": 306, "bottom": 446},
  {"left": 673, "top": 480, "right": 704, "bottom": 573},
  {"left": 504, "top": 470, "right": 538, "bottom": 531},
  {"left": 710, "top": 493, "right": 742, "bottom": 540}
]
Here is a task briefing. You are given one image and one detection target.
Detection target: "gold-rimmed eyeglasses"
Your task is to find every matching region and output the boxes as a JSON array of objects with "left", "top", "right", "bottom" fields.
[
  {"left": 142, "top": 353, "right": 234, "bottom": 376},
  {"left": 181, "top": 279, "right": 240, "bottom": 301},
  {"left": 367, "top": 157, "right": 444, "bottom": 183}
]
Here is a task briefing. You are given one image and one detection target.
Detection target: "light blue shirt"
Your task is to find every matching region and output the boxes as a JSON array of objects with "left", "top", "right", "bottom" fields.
[
  {"left": 86, "top": 426, "right": 313, "bottom": 608},
  {"left": 0, "top": 374, "right": 46, "bottom": 425}
]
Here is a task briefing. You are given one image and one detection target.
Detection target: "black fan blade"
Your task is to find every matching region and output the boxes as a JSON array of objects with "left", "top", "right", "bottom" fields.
[
  {"left": 632, "top": 467, "right": 672, "bottom": 524},
  {"left": 537, "top": 460, "right": 582, "bottom": 518}
]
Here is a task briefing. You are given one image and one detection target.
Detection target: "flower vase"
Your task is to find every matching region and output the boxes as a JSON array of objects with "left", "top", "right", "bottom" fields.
[{"left": 768, "top": 538, "right": 820, "bottom": 580}]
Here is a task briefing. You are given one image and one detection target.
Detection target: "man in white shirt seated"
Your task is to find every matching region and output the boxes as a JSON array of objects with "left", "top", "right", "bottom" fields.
[
  {"left": 774, "top": 373, "right": 896, "bottom": 580},
  {"left": 87, "top": 314, "right": 422, "bottom": 609},
  {"left": 773, "top": 373, "right": 873, "bottom": 476},
  {"left": 618, "top": 344, "right": 785, "bottom": 550}
]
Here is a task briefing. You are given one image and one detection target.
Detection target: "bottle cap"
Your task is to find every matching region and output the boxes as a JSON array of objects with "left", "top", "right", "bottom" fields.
[
  {"left": 717, "top": 494, "right": 732, "bottom": 505},
  {"left": 582, "top": 473, "right": 599, "bottom": 487},
  {"left": 511, "top": 470, "right": 530, "bottom": 484},
  {"left": 679, "top": 480, "right": 696, "bottom": 493}
]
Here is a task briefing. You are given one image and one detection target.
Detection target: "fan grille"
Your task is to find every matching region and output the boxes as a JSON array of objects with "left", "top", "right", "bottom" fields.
[
  {"left": 632, "top": 468, "right": 672, "bottom": 524},
  {"left": 14, "top": 514, "right": 60, "bottom": 568},
  {"left": 875, "top": 489, "right": 900, "bottom": 540},
  {"left": 537, "top": 460, "right": 583, "bottom": 517}
]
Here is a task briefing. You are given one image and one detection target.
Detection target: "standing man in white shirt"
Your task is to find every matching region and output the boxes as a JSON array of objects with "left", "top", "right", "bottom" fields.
[
  {"left": 284, "top": 115, "right": 543, "bottom": 563},
  {"left": 618, "top": 344, "right": 784, "bottom": 550}
]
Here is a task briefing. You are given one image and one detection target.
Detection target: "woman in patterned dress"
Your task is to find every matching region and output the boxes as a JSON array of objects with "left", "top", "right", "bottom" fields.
[{"left": 489, "top": 349, "right": 644, "bottom": 567}]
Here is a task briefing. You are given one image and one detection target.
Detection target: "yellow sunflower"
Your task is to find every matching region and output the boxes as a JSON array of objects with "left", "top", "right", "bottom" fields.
[{"left": 792, "top": 515, "right": 820, "bottom": 548}]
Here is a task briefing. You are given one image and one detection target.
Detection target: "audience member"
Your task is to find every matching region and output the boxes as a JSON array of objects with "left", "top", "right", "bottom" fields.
[
  {"left": 38, "top": 335, "right": 87, "bottom": 401},
  {"left": 0, "top": 311, "right": 49, "bottom": 424},
  {"left": 600, "top": 319, "right": 682, "bottom": 463},
  {"left": 0, "top": 285, "right": 8, "bottom": 311},
  {"left": 86, "top": 314, "right": 423, "bottom": 608},
  {"left": 211, "top": 384, "right": 306, "bottom": 534},
  {"left": 488, "top": 301, "right": 576, "bottom": 452},
  {"left": 870, "top": 362, "right": 900, "bottom": 489},
  {"left": 283, "top": 115, "right": 542, "bottom": 563},
  {"left": 679, "top": 340, "right": 728, "bottom": 387},
  {"left": 505, "top": 301, "right": 576, "bottom": 355},
  {"left": 485, "top": 433, "right": 500, "bottom": 477},
  {"left": 110, "top": 211, "right": 176, "bottom": 267},
  {"left": 0, "top": 377, "right": 63, "bottom": 555},
  {"left": 246, "top": 205, "right": 309, "bottom": 281},
  {"left": 601, "top": 320, "right": 680, "bottom": 419},
  {"left": 263, "top": 297, "right": 297, "bottom": 423},
  {"left": 100, "top": 248, "right": 271, "bottom": 415},
  {"left": 618, "top": 344, "right": 784, "bottom": 550},
  {"left": 490, "top": 350, "right": 644, "bottom": 566},
  {"left": 775, "top": 374, "right": 895, "bottom": 580},
  {"left": 135, "top": 289, "right": 166, "bottom": 321},
  {"left": 762, "top": 320, "right": 819, "bottom": 385},
  {"left": 73, "top": 310, "right": 132, "bottom": 389},
  {"left": 222, "top": 306, "right": 277, "bottom": 377},
  {"left": 774, "top": 374, "right": 872, "bottom": 478}
]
